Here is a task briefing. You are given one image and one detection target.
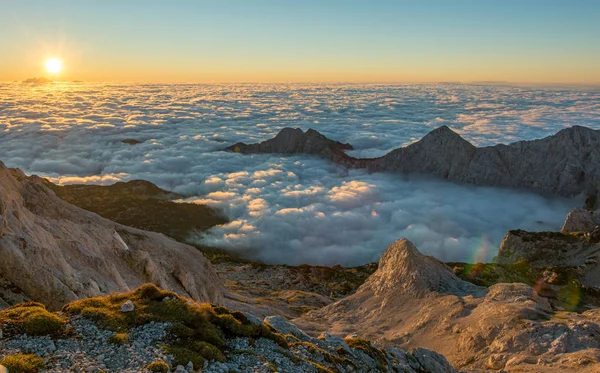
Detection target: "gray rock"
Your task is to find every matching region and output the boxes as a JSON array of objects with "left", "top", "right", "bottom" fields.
[
  {"left": 264, "top": 316, "right": 312, "bottom": 342},
  {"left": 121, "top": 300, "right": 135, "bottom": 313},
  {"left": 561, "top": 208, "right": 598, "bottom": 233}
]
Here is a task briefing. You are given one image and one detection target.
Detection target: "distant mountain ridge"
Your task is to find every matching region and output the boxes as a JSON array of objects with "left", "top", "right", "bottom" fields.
[{"left": 226, "top": 125, "right": 600, "bottom": 197}]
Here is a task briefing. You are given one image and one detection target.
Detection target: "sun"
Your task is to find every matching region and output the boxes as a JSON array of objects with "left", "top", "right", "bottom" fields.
[{"left": 45, "top": 58, "right": 63, "bottom": 74}]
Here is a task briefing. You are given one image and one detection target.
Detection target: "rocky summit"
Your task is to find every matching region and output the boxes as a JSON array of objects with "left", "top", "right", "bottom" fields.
[{"left": 227, "top": 125, "right": 600, "bottom": 197}]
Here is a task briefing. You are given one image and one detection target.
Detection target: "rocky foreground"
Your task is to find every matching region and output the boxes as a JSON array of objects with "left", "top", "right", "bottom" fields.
[
  {"left": 226, "top": 125, "right": 600, "bottom": 197},
  {"left": 0, "top": 284, "right": 456, "bottom": 373}
]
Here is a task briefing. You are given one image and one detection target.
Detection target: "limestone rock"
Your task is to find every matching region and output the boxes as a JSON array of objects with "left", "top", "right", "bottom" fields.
[
  {"left": 561, "top": 208, "right": 598, "bottom": 233},
  {"left": 296, "top": 238, "right": 600, "bottom": 372},
  {"left": 361, "top": 238, "right": 483, "bottom": 298},
  {"left": 0, "top": 161, "right": 224, "bottom": 310},
  {"left": 264, "top": 315, "right": 312, "bottom": 342},
  {"left": 495, "top": 229, "right": 600, "bottom": 269},
  {"left": 121, "top": 300, "right": 135, "bottom": 313},
  {"left": 227, "top": 125, "right": 600, "bottom": 197}
]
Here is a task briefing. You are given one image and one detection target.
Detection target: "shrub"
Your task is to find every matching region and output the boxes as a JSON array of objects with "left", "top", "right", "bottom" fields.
[
  {"left": 0, "top": 353, "right": 45, "bottom": 373},
  {"left": 145, "top": 361, "right": 170, "bottom": 373},
  {"left": 108, "top": 332, "right": 130, "bottom": 345}
]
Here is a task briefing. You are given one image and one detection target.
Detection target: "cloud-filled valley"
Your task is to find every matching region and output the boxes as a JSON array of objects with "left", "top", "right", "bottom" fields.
[{"left": 0, "top": 82, "right": 598, "bottom": 265}]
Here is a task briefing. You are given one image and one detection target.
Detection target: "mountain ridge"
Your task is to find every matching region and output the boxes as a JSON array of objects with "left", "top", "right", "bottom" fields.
[{"left": 226, "top": 125, "right": 600, "bottom": 197}]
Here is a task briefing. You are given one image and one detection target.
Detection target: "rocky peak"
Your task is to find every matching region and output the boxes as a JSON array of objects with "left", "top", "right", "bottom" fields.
[
  {"left": 227, "top": 125, "right": 600, "bottom": 196},
  {"left": 225, "top": 127, "right": 353, "bottom": 159},
  {"left": 360, "top": 239, "right": 483, "bottom": 298}
]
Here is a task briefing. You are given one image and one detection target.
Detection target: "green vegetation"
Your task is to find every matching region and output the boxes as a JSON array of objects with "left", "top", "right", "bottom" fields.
[
  {"left": 449, "top": 260, "right": 542, "bottom": 287},
  {"left": 343, "top": 337, "right": 388, "bottom": 371},
  {"left": 46, "top": 179, "right": 227, "bottom": 242},
  {"left": 145, "top": 361, "right": 170, "bottom": 373},
  {"left": 0, "top": 354, "right": 45, "bottom": 373},
  {"left": 62, "top": 283, "right": 286, "bottom": 369},
  {"left": 108, "top": 332, "right": 130, "bottom": 345},
  {"left": 0, "top": 302, "right": 65, "bottom": 336},
  {"left": 290, "top": 341, "right": 355, "bottom": 368}
]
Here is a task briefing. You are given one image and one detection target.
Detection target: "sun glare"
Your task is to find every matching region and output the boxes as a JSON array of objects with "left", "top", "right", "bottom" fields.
[{"left": 45, "top": 58, "right": 62, "bottom": 74}]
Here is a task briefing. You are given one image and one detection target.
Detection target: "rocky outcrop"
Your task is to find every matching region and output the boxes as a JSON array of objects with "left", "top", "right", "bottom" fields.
[
  {"left": 561, "top": 208, "right": 599, "bottom": 233},
  {"left": 296, "top": 238, "right": 600, "bottom": 372},
  {"left": 227, "top": 125, "right": 600, "bottom": 197},
  {"left": 0, "top": 161, "right": 224, "bottom": 309}
]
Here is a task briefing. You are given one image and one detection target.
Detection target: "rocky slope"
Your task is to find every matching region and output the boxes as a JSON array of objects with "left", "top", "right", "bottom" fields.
[
  {"left": 227, "top": 125, "right": 600, "bottom": 197},
  {"left": 0, "top": 284, "right": 458, "bottom": 373},
  {"left": 0, "top": 161, "right": 223, "bottom": 310},
  {"left": 296, "top": 239, "right": 600, "bottom": 372}
]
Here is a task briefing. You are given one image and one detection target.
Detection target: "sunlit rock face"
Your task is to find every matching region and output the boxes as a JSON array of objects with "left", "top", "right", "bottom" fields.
[
  {"left": 0, "top": 161, "right": 223, "bottom": 310},
  {"left": 296, "top": 238, "right": 600, "bottom": 372}
]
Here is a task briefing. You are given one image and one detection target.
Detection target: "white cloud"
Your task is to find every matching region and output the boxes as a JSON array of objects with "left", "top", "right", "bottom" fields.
[{"left": 0, "top": 82, "right": 595, "bottom": 266}]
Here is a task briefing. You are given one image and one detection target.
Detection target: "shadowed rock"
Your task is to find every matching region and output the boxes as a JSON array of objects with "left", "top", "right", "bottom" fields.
[{"left": 227, "top": 125, "right": 600, "bottom": 197}]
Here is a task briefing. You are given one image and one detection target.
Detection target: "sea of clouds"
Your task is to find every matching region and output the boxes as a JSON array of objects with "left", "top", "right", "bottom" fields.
[{"left": 0, "top": 82, "right": 598, "bottom": 265}]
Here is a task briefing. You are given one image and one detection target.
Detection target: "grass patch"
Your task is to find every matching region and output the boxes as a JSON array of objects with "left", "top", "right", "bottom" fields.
[
  {"left": 0, "top": 302, "right": 65, "bottom": 336},
  {"left": 344, "top": 337, "right": 388, "bottom": 372},
  {"left": 108, "top": 332, "right": 130, "bottom": 345},
  {"left": 145, "top": 361, "right": 170, "bottom": 373},
  {"left": 0, "top": 353, "right": 45, "bottom": 373},
  {"left": 62, "top": 283, "right": 286, "bottom": 367}
]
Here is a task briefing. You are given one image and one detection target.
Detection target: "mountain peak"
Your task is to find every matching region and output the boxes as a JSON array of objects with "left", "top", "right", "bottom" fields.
[{"left": 360, "top": 239, "right": 483, "bottom": 298}]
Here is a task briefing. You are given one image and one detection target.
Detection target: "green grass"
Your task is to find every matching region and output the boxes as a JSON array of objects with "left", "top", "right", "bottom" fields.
[
  {"left": 62, "top": 283, "right": 286, "bottom": 368},
  {"left": 0, "top": 354, "right": 45, "bottom": 373},
  {"left": 0, "top": 302, "right": 65, "bottom": 336}
]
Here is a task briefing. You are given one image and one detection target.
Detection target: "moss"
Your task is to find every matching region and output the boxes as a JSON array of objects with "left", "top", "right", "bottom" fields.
[
  {"left": 305, "top": 360, "right": 335, "bottom": 373},
  {"left": 0, "top": 302, "right": 65, "bottom": 336},
  {"left": 145, "top": 361, "right": 170, "bottom": 373},
  {"left": 108, "top": 332, "right": 130, "bottom": 345},
  {"left": 190, "top": 340, "right": 225, "bottom": 362},
  {"left": 291, "top": 341, "right": 355, "bottom": 368},
  {"left": 62, "top": 284, "right": 286, "bottom": 366},
  {"left": 344, "top": 337, "right": 388, "bottom": 371},
  {"left": 0, "top": 354, "right": 45, "bottom": 373},
  {"left": 165, "top": 345, "right": 206, "bottom": 368}
]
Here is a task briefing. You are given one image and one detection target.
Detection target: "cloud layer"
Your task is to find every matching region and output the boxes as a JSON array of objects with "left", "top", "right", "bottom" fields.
[{"left": 0, "top": 82, "right": 596, "bottom": 265}]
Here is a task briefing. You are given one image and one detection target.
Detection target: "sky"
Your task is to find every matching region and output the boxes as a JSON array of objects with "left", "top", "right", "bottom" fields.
[{"left": 0, "top": 0, "right": 599, "bottom": 83}]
